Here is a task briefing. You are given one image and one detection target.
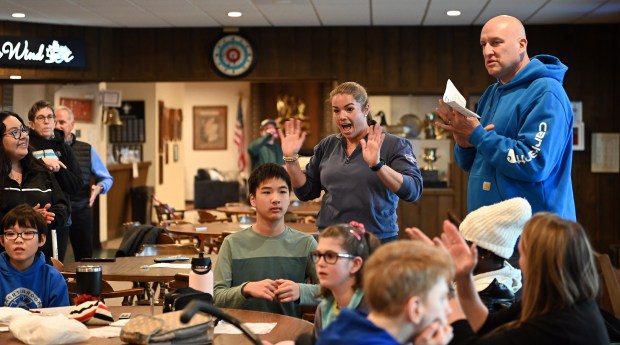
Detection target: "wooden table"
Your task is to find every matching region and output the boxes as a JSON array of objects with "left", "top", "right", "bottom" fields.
[
  {"left": 0, "top": 306, "right": 313, "bottom": 345},
  {"left": 62, "top": 256, "right": 217, "bottom": 283},
  {"left": 288, "top": 201, "right": 321, "bottom": 216},
  {"left": 215, "top": 205, "right": 256, "bottom": 216},
  {"left": 166, "top": 222, "right": 318, "bottom": 251}
]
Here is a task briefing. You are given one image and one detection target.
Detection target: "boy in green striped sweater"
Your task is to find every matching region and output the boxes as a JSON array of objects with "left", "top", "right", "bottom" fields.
[{"left": 213, "top": 163, "right": 320, "bottom": 317}]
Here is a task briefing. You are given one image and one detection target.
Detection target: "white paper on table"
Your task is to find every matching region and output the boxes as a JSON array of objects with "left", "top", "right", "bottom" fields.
[
  {"left": 109, "top": 319, "right": 130, "bottom": 327},
  {"left": 31, "top": 306, "right": 74, "bottom": 316},
  {"left": 0, "top": 326, "right": 8, "bottom": 332},
  {"left": 443, "top": 79, "right": 481, "bottom": 118},
  {"left": 149, "top": 263, "right": 192, "bottom": 269},
  {"left": 90, "top": 326, "right": 122, "bottom": 338},
  {"left": 215, "top": 321, "right": 277, "bottom": 334}
]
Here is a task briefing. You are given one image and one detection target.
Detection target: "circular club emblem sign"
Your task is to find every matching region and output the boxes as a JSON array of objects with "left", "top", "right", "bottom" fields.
[{"left": 212, "top": 34, "right": 255, "bottom": 78}]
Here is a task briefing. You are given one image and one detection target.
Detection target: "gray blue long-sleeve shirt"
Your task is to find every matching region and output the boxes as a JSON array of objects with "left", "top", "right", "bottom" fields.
[{"left": 294, "top": 132, "right": 423, "bottom": 239}]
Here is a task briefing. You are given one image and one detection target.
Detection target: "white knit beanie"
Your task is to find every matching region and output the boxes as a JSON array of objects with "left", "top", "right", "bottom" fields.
[{"left": 459, "top": 198, "right": 532, "bottom": 259}]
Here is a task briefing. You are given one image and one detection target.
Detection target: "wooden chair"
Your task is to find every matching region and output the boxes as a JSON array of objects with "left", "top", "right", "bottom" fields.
[
  {"left": 135, "top": 244, "right": 200, "bottom": 302},
  {"left": 53, "top": 258, "right": 144, "bottom": 306},
  {"left": 153, "top": 204, "right": 186, "bottom": 223},
  {"left": 196, "top": 209, "right": 229, "bottom": 223},
  {"left": 156, "top": 231, "right": 176, "bottom": 244},
  {"left": 595, "top": 252, "right": 620, "bottom": 319},
  {"left": 159, "top": 220, "right": 194, "bottom": 244},
  {"left": 167, "top": 273, "right": 190, "bottom": 290},
  {"left": 63, "top": 274, "right": 145, "bottom": 306}
]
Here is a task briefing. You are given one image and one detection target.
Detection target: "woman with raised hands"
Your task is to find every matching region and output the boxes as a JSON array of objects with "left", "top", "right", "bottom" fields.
[{"left": 407, "top": 213, "right": 608, "bottom": 345}]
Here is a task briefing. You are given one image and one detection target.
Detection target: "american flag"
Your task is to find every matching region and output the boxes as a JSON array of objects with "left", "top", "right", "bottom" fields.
[{"left": 234, "top": 95, "right": 247, "bottom": 173}]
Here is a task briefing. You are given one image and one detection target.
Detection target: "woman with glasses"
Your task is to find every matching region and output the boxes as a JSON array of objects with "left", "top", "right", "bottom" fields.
[
  {"left": 27, "top": 100, "right": 82, "bottom": 262},
  {"left": 311, "top": 221, "right": 380, "bottom": 338},
  {"left": 0, "top": 111, "right": 69, "bottom": 261}
]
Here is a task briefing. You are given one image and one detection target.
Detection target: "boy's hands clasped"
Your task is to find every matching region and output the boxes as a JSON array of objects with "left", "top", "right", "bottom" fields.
[{"left": 242, "top": 279, "right": 301, "bottom": 303}]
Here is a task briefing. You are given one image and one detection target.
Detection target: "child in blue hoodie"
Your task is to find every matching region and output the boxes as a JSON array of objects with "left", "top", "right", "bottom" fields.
[{"left": 0, "top": 203, "right": 69, "bottom": 308}]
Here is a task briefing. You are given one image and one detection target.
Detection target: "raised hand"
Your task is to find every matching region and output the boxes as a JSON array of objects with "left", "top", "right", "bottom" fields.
[
  {"left": 243, "top": 279, "right": 278, "bottom": 301},
  {"left": 360, "top": 123, "right": 385, "bottom": 166},
  {"left": 439, "top": 220, "right": 477, "bottom": 281},
  {"left": 278, "top": 119, "right": 306, "bottom": 157}
]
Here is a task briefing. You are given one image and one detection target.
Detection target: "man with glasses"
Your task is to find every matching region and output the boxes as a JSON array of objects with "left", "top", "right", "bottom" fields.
[
  {"left": 0, "top": 204, "right": 69, "bottom": 308},
  {"left": 214, "top": 163, "right": 319, "bottom": 317},
  {"left": 27, "top": 100, "right": 82, "bottom": 262}
]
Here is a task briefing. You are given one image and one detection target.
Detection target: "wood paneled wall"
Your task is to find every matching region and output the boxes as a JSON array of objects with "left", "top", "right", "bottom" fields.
[{"left": 1, "top": 21, "right": 618, "bottom": 253}]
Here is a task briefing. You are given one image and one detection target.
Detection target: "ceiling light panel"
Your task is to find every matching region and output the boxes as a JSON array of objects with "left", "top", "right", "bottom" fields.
[{"left": 372, "top": 0, "right": 427, "bottom": 26}]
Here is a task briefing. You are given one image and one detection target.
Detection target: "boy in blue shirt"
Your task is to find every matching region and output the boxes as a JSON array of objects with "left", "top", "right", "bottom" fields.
[{"left": 0, "top": 203, "right": 69, "bottom": 308}]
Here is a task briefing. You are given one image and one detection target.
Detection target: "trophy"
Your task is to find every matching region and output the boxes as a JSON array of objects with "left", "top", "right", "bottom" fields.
[
  {"left": 422, "top": 147, "right": 439, "bottom": 171},
  {"left": 424, "top": 113, "right": 437, "bottom": 139}
]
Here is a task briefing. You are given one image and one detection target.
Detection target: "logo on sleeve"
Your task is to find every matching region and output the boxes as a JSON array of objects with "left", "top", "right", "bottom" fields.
[
  {"left": 507, "top": 122, "right": 547, "bottom": 164},
  {"left": 405, "top": 153, "right": 417, "bottom": 164}
]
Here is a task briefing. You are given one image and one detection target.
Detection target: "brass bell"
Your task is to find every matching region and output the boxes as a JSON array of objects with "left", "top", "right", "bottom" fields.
[{"left": 103, "top": 107, "right": 123, "bottom": 126}]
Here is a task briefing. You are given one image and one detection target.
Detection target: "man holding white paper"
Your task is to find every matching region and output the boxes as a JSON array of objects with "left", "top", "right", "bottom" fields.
[{"left": 436, "top": 15, "right": 576, "bottom": 220}]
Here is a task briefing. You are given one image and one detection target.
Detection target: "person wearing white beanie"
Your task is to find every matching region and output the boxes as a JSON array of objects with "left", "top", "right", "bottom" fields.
[{"left": 458, "top": 197, "right": 532, "bottom": 311}]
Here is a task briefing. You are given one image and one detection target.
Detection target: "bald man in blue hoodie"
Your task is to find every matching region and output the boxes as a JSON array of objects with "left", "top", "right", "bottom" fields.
[{"left": 436, "top": 15, "right": 576, "bottom": 220}]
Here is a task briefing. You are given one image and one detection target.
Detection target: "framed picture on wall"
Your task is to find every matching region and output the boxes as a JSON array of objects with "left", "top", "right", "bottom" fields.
[
  {"left": 193, "top": 106, "right": 227, "bottom": 150},
  {"left": 573, "top": 122, "right": 585, "bottom": 151},
  {"left": 59, "top": 98, "right": 93, "bottom": 122}
]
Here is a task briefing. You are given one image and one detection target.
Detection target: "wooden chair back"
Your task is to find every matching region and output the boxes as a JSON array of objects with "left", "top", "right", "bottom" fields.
[
  {"left": 50, "top": 257, "right": 63, "bottom": 271},
  {"left": 196, "top": 209, "right": 230, "bottom": 223},
  {"left": 135, "top": 244, "right": 200, "bottom": 257},
  {"left": 156, "top": 232, "right": 176, "bottom": 244},
  {"left": 595, "top": 252, "right": 620, "bottom": 319},
  {"left": 56, "top": 259, "right": 144, "bottom": 306},
  {"left": 167, "top": 273, "right": 190, "bottom": 290},
  {"left": 153, "top": 204, "right": 185, "bottom": 222}
]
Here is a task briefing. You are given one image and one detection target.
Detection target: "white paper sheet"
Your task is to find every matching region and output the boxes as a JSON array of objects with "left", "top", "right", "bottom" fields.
[
  {"left": 215, "top": 321, "right": 277, "bottom": 334},
  {"left": 89, "top": 326, "right": 122, "bottom": 338},
  {"left": 149, "top": 263, "right": 192, "bottom": 269},
  {"left": 443, "top": 79, "right": 480, "bottom": 118}
]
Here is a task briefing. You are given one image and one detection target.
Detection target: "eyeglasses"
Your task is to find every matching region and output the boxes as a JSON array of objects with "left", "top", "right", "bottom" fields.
[
  {"left": 34, "top": 114, "right": 55, "bottom": 122},
  {"left": 3, "top": 230, "right": 39, "bottom": 241},
  {"left": 4, "top": 126, "right": 29, "bottom": 140},
  {"left": 309, "top": 250, "right": 357, "bottom": 264}
]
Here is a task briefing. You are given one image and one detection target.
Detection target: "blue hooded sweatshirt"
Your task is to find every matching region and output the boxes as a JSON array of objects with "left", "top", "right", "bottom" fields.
[
  {"left": 455, "top": 55, "right": 576, "bottom": 220},
  {"left": 317, "top": 308, "right": 399, "bottom": 345},
  {"left": 0, "top": 252, "right": 69, "bottom": 308}
]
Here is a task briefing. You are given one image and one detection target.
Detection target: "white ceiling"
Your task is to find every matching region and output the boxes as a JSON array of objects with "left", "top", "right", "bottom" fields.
[{"left": 0, "top": 0, "right": 618, "bottom": 28}]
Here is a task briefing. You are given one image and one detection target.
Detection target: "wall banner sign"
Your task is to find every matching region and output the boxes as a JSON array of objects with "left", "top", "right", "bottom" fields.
[{"left": 0, "top": 36, "right": 86, "bottom": 69}]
